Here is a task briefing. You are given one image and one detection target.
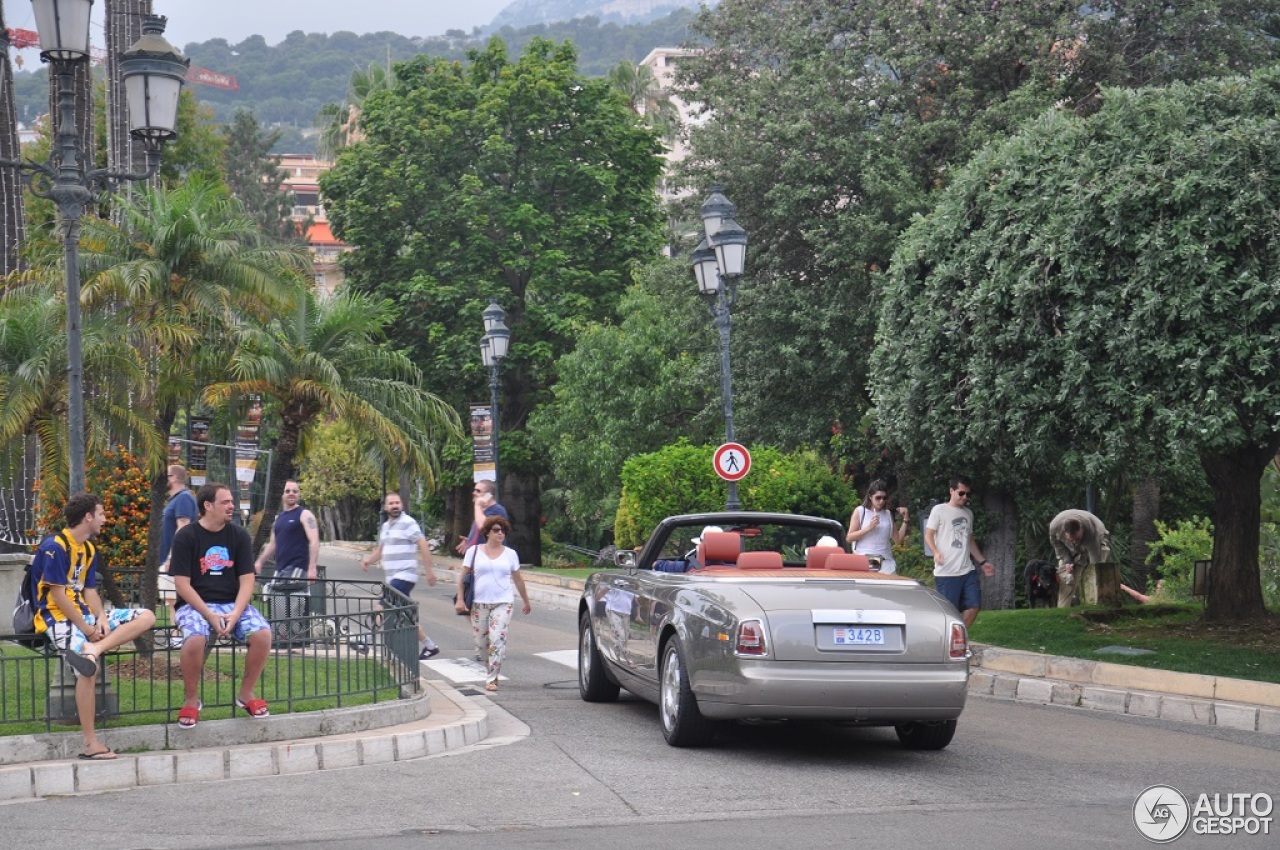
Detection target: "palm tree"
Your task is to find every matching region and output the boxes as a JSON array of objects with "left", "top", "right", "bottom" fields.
[
  {"left": 77, "top": 176, "right": 309, "bottom": 608},
  {"left": 608, "top": 60, "right": 681, "bottom": 142},
  {"left": 315, "top": 59, "right": 398, "bottom": 160},
  {"left": 205, "top": 287, "right": 461, "bottom": 552},
  {"left": 0, "top": 280, "right": 158, "bottom": 506}
]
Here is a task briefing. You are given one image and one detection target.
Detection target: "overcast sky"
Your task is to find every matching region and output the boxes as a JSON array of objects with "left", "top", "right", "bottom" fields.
[{"left": 6, "top": 1, "right": 515, "bottom": 50}]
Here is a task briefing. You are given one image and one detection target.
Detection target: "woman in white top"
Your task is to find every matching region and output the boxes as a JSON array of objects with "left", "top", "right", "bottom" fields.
[
  {"left": 454, "top": 515, "right": 530, "bottom": 691},
  {"left": 846, "top": 480, "right": 910, "bottom": 574}
]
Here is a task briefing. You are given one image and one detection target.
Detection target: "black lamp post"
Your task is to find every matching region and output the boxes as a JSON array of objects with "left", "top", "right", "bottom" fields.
[
  {"left": 480, "top": 302, "right": 510, "bottom": 492},
  {"left": 691, "top": 185, "right": 748, "bottom": 510},
  {"left": 1, "top": 4, "right": 188, "bottom": 494}
]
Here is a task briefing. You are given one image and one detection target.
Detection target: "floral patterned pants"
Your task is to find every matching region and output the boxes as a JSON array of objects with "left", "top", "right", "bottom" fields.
[{"left": 471, "top": 601, "right": 514, "bottom": 684}]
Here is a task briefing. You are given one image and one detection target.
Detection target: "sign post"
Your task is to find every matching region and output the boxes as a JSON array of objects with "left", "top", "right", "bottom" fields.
[{"left": 713, "top": 443, "right": 751, "bottom": 510}]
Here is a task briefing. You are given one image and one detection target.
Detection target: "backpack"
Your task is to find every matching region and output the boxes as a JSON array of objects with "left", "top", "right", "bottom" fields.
[
  {"left": 12, "top": 530, "right": 78, "bottom": 650},
  {"left": 11, "top": 561, "right": 42, "bottom": 649}
]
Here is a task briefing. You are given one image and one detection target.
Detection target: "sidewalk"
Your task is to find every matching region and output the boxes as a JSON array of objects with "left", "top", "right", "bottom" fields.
[{"left": 0, "top": 678, "right": 487, "bottom": 802}]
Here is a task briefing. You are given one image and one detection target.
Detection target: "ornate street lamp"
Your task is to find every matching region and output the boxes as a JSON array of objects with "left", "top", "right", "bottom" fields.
[
  {"left": 1, "top": 7, "right": 188, "bottom": 494},
  {"left": 479, "top": 302, "right": 510, "bottom": 492},
  {"left": 691, "top": 185, "right": 749, "bottom": 510}
]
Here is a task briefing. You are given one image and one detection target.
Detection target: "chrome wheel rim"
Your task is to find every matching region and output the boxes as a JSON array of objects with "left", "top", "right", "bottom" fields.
[
  {"left": 660, "top": 645, "right": 679, "bottom": 731},
  {"left": 579, "top": 622, "right": 593, "bottom": 687}
]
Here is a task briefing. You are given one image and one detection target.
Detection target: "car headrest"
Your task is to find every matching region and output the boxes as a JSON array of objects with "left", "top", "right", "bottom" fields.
[
  {"left": 825, "top": 553, "right": 873, "bottom": 572},
  {"left": 737, "top": 551, "right": 783, "bottom": 570},
  {"left": 806, "top": 546, "right": 845, "bottom": 570},
  {"left": 700, "top": 531, "right": 741, "bottom": 564}
]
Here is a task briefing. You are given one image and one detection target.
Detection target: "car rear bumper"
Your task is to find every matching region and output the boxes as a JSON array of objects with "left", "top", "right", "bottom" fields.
[{"left": 692, "top": 660, "right": 969, "bottom": 721}]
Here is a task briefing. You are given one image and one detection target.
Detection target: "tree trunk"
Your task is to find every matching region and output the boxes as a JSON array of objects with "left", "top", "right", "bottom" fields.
[
  {"left": 0, "top": 7, "right": 27, "bottom": 276},
  {"left": 503, "top": 468, "right": 542, "bottom": 567},
  {"left": 142, "top": 405, "right": 178, "bottom": 616},
  {"left": 1130, "top": 476, "right": 1161, "bottom": 590},
  {"left": 105, "top": 0, "right": 152, "bottom": 213},
  {"left": 253, "top": 417, "right": 303, "bottom": 555},
  {"left": 978, "top": 488, "right": 1017, "bottom": 610},
  {"left": 1200, "top": 440, "right": 1278, "bottom": 622}
]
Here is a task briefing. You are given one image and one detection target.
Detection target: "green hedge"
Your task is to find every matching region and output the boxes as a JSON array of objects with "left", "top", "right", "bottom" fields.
[{"left": 614, "top": 440, "right": 853, "bottom": 548}]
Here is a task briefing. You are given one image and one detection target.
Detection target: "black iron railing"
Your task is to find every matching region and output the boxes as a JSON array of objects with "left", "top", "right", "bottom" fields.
[{"left": 0, "top": 577, "right": 419, "bottom": 733}]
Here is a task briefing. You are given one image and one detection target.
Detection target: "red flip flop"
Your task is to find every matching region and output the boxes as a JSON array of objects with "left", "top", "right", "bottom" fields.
[
  {"left": 235, "top": 697, "right": 270, "bottom": 718},
  {"left": 177, "top": 704, "right": 200, "bottom": 729}
]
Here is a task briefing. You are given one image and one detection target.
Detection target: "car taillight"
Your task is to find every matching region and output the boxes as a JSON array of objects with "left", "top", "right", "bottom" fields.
[
  {"left": 736, "top": 619, "right": 768, "bottom": 656},
  {"left": 949, "top": 622, "right": 968, "bottom": 659}
]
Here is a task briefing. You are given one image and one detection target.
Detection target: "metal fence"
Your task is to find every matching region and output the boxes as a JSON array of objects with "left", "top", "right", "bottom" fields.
[{"left": 0, "top": 578, "right": 420, "bottom": 733}]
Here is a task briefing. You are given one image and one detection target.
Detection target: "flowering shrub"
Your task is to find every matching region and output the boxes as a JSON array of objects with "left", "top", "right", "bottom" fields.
[{"left": 34, "top": 446, "right": 152, "bottom": 567}]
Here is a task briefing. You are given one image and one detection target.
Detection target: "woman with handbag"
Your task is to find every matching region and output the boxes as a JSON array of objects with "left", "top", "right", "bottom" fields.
[
  {"left": 846, "top": 480, "right": 909, "bottom": 574},
  {"left": 453, "top": 515, "right": 530, "bottom": 691}
]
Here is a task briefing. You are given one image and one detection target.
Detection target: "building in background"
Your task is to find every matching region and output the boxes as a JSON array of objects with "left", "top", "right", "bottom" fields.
[{"left": 278, "top": 153, "right": 349, "bottom": 296}]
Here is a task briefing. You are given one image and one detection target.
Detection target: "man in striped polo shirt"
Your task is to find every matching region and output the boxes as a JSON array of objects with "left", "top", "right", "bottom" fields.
[{"left": 360, "top": 492, "right": 440, "bottom": 659}]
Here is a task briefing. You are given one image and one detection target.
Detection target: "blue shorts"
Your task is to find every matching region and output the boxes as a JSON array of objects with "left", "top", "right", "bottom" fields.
[
  {"left": 48, "top": 608, "right": 149, "bottom": 658},
  {"left": 388, "top": 578, "right": 415, "bottom": 598},
  {"left": 935, "top": 571, "right": 981, "bottom": 612},
  {"left": 175, "top": 602, "right": 271, "bottom": 642}
]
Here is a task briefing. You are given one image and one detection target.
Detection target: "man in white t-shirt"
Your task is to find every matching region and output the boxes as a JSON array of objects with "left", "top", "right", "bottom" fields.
[
  {"left": 924, "top": 476, "right": 996, "bottom": 628},
  {"left": 360, "top": 492, "right": 439, "bottom": 659}
]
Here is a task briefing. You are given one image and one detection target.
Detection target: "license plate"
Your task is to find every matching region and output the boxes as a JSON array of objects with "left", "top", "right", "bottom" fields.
[{"left": 832, "top": 626, "right": 885, "bottom": 645}]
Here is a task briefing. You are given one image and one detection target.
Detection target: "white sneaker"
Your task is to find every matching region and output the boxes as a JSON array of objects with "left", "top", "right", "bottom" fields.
[{"left": 169, "top": 636, "right": 185, "bottom": 648}]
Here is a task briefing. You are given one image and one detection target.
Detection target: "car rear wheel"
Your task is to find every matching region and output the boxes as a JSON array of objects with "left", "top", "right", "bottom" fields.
[
  {"left": 579, "top": 612, "right": 619, "bottom": 702},
  {"left": 894, "top": 718, "right": 958, "bottom": 750},
  {"left": 659, "top": 640, "right": 716, "bottom": 747}
]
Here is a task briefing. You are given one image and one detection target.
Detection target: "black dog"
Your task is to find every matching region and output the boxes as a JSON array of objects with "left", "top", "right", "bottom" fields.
[{"left": 1024, "top": 559, "right": 1058, "bottom": 608}]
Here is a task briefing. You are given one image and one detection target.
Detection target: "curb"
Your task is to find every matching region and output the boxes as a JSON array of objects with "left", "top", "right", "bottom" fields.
[
  {"left": 0, "top": 679, "right": 487, "bottom": 801},
  {"left": 970, "top": 645, "right": 1280, "bottom": 735}
]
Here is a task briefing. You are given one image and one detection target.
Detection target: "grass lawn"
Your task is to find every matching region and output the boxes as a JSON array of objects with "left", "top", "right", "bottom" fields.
[
  {"left": 0, "top": 645, "right": 401, "bottom": 736},
  {"left": 969, "top": 604, "right": 1280, "bottom": 684}
]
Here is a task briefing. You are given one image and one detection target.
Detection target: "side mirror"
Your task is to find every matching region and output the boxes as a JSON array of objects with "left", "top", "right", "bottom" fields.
[{"left": 615, "top": 550, "right": 637, "bottom": 568}]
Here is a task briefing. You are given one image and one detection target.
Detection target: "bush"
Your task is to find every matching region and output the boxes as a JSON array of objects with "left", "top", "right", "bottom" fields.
[
  {"left": 34, "top": 446, "right": 151, "bottom": 567},
  {"left": 613, "top": 440, "right": 853, "bottom": 548},
  {"left": 1145, "top": 517, "right": 1213, "bottom": 602}
]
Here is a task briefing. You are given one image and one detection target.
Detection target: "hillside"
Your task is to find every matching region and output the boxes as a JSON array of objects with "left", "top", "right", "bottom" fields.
[
  {"left": 491, "top": 0, "right": 706, "bottom": 30},
  {"left": 9, "top": 10, "right": 700, "bottom": 154}
]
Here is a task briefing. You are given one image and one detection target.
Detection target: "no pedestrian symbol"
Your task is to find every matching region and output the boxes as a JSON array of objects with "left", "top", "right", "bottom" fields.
[{"left": 713, "top": 443, "right": 751, "bottom": 482}]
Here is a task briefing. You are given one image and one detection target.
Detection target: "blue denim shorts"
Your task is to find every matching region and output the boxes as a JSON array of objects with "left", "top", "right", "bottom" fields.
[{"left": 935, "top": 571, "right": 981, "bottom": 612}]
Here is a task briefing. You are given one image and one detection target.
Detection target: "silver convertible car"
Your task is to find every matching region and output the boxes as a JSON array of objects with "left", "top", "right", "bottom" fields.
[{"left": 578, "top": 512, "right": 970, "bottom": 749}]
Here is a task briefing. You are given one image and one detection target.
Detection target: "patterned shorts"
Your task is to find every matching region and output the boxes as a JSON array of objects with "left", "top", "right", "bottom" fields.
[
  {"left": 175, "top": 602, "right": 271, "bottom": 643},
  {"left": 48, "top": 608, "right": 150, "bottom": 658}
]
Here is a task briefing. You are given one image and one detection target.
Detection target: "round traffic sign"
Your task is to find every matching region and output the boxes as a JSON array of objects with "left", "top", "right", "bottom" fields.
[{"left": 713, "top": 443, "right": 752, "bottom": 482}]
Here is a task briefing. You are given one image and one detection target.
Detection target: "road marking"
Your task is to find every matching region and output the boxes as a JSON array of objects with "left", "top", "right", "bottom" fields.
[
  {"left": 422, "top": 657, "right": 502, "bottom": 683},
  {"left": 537, "top": 649, "right": 578, "bottom": 669}
]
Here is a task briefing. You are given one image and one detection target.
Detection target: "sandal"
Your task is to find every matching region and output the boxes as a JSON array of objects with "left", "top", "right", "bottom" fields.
[
  {"left": 63, "top": 649, "right": 98, "bottom": 678},
  {"left": 484, "top": 681, "right": 499, "bottom": 692},
  {"left": 78, "top": 747, "right": 117, "bottom": 760},
  {"left": 235, "top": 697, "right": 270, "bottom": 718},
  {"left": 177, "top": 703, "right": 200, "bottom": 729}
]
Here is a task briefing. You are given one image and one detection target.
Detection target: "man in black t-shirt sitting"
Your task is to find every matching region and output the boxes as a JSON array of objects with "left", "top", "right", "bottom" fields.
[{"left": 169, "top": 482, "right": 274, "bottom": 728}]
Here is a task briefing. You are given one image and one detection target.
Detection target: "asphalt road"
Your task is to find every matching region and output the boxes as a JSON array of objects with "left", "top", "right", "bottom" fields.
[{"left": 4, "top": 545, "right": 1278, "bottom": 850}]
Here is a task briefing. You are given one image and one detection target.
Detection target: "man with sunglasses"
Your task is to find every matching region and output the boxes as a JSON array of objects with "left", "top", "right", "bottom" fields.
[{"left": 924, "top": 476, "right": 996, "bottom": 627}]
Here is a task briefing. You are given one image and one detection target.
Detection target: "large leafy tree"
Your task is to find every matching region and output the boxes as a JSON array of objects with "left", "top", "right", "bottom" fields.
[
  {"left": 873, "top": 70, "right": 1280, "bottom": 622},
  {"left": 79, "top": 177, "right": 308, "bottom": 610},
  {"left": 205, "top": 288, "right": 462, "bottom": 553},
  {"left": 680, "top": 0, "right": 1280, "bottom": 451},
  {"left": 529, "top": 259, "right": 716, "bottom": 543},
  {"left": 322, "top": 37, "right": 664, "bottom": 564}
]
